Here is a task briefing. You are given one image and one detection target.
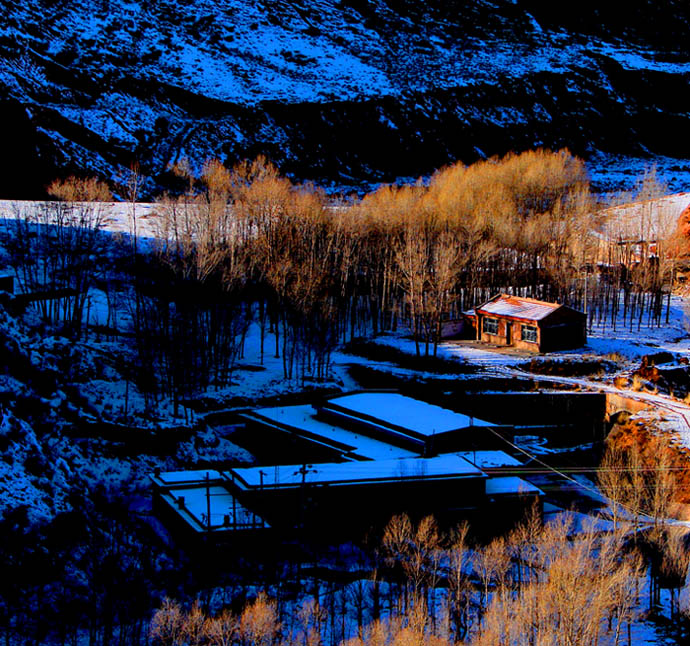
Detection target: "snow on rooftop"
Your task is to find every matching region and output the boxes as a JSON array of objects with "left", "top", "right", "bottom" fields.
[
  {"left": 456, "top": 451, "right": 523, "bottom": 469},
  {"left": 324, "top": 393, "right": 493, "bottom": 436},
  {"left": 476, "top": 295, "right": 561, "bottom": 321},
  {"left": 156, "top": 469, "right": 224, "bottom": 485},
  {"left": 253, "top": 405, "right": 417, "bottom": 459},
  {"left": 231, "top": 455, "right": 484, "bottom": 489},
  {"left": 486, "top": 476, "right": 543, "bottom": 496},
  {"left": 162, "top": 485, "right": 265, "bottom": 530}
]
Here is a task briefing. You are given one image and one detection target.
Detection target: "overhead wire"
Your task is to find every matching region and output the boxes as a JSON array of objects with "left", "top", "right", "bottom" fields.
[{"left": 483, "top": 424, "right": 662, "bottom": 524}]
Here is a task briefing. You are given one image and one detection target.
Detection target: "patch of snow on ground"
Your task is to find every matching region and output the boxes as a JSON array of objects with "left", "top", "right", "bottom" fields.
[{"left": 588, "top": 153, "right": 690, "bottom": 194}]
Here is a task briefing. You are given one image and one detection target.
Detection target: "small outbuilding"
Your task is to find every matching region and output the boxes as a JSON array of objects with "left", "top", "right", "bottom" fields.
[
  {"left": 150, "top": 469, "right": 270, "bottom": 545},
  {"left": 475, "top": 294, "right": 586, "bottom": 353},
  {"left": 0, "top": 272, "right": 13, "bottom": 294}
]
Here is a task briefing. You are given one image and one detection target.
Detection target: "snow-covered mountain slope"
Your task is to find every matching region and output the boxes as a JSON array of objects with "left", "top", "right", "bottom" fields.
[
  {"left": 0, "top": 298, "right": 254, "bottom": 523},
  {"left": 2, "top": 0, "right": 690, "bottom": 196}
]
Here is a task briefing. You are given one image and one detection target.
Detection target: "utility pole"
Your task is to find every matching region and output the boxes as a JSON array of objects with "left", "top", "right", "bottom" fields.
[
  {"left": 205, "top": 472, "right": 211, "bottom": 532},
  {"left": 295, "top": 464, "right": 316, "bottom": 531}
]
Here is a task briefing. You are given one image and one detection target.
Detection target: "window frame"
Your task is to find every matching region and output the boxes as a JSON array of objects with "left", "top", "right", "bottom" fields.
[
  {"left": 521, "top": 324, "right": 538, "bottom": 343},
  {"left": 482, "top": 317, "right": 499, "bottom": 335}
]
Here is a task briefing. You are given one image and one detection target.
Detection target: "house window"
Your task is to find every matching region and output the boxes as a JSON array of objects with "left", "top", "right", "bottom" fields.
[
  {"left": 521, "top": 324, "right": 538, "bottom": 343},
  {"left": 483, "top": 317, "right": 499, "bottom": 335}
]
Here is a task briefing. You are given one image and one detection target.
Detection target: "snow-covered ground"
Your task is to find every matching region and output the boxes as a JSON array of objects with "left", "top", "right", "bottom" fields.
[
  {"left": 348, "top": 293, "right": 690, "bottom": 464},
  {"left": 597, "top": 191, "right": 690, "bottom": 242},
  {"left": 4, "top": 194, "right": 690, "bottom": 544},
  {"left": 5, "top": 1, "right": 690, "bottom": 109},
  {"left": 588, "top": 153, "right": 690, "bottom": 195},
  {"left": 1, "top": 187, "right": 689, "bottom": 254},
  {"left": 0, "top": 199, "right": 164, "bottom": 242}
]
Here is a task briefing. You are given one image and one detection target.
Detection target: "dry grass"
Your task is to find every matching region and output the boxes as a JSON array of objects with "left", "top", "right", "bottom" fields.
[
  {"left": 602, "top": 351, "right": 626, "bottom": 363},
  {"left": 606, "top": 416, "right": 690, "bottom": 505},
  {"left": 613, "top": 376, "right": 628, "bottom": 389},
  {"left": 631, "top": 373, "right": 644, "bottom": 391},
  {"left": 518, "top": 357, "right": 610, "bottom": 377}
]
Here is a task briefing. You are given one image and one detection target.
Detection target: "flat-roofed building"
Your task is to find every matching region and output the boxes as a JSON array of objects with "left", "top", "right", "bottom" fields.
[
  {"left": 152, "top": 452, "right": 543, "bottom": 542},
  {"left": 152, "top": 395, "right": 544, "bottom": 544},
  {"left": 150, "top": 469, "right": 269, "bottom": 544},
  {"left": 228, "top": 455, "right": 488, "bottom": 535},
  {"left": 240, "top": 403, "right": 418, "bottom": 462},
  {"left": 315, "top": 392, "right": 506, "bottom": 454}
]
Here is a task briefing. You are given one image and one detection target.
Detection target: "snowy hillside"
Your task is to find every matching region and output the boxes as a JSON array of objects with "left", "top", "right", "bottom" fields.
[{"left": 2, "top": 0, "right": 690, "bottom": 195}]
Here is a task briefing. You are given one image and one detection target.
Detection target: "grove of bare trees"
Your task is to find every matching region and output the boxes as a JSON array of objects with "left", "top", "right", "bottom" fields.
[
  {"left": 148, "top": 508, "right": 690, "bottom": 646},
  {"left": 1, "top": 150, "right": 683, "bottom": 410},
  {"left": 3, "top": 177, "right": 112, "bottom": 336}
]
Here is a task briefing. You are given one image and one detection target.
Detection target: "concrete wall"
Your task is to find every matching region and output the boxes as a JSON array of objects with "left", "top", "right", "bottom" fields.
[
  {"left": 446, "top": 391, "right": 608, "bottom": 442},
  {"left": 235, "top": 476, "right": 488, "bottom": 538},
  {"left": 606, "top": 392, "right": 652, "bottom": 416}
]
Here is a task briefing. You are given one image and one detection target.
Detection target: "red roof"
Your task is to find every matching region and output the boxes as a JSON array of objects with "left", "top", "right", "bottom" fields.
[{"left": 476, "top": 294, "right": 561, "bottom": 322}]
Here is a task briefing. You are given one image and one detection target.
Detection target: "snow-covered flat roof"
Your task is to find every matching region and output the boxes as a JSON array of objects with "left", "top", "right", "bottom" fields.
[
  {"left": 230, "top": 455, "right": 484, "bottom": 489},
  {"left": 485, "top": 476, "right": 543, "bottom": 496},
  {"left": 156, "top": 469, "right": 224, "bottom": 485},
  {"left": 322, "top": 393, "right": 493, "bottom": 436},
  {"left": 457, "top": 451, "right": 523, "bottom": 469},
  {"left": 252, "top": 405, "right": 417, "bottom": 459},
  {"left": 160, "top": 485, "right": 268, "bottom": 531},
  {"left": 477, "top": 294, "right": 562, "bottom": 321}
]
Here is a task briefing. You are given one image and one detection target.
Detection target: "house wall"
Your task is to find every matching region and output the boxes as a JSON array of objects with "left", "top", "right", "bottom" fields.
[
  {"left": 477, "top": 314, "right": 511, "bottom": 346},
  {"left": 434, "top": 493, "right": 543, "bottom": 538},
  {"left": 539, "top": 324, "right": 586, "bottom": 352},
  {"left": 440, "top": 320, "right": 464, "bottom": 338},
  {"left": 478, "top": 314, "right": 542, "bottom": 352},
  {"left": 449, "top": 391, "right": 607, "bottom": 432},
  {"left": 478, "top": 308, "right": 586, "bottom": 353},
  {"left": 539, "top": 308, "right": 587, "bottom": 352},
  {"left": 440, "top": 314, "right": 476, "bottom": 340},
  {"left": 431, "top": 426, "right": 514, "bottom": 454},
  {"left": 511, "top": 320, "right": 542, "bottom": 353}
]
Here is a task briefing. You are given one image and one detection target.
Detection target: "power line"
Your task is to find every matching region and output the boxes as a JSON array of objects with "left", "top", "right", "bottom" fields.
[{"left": 484, "top": 425, "right": 662, "bottom": 524}]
